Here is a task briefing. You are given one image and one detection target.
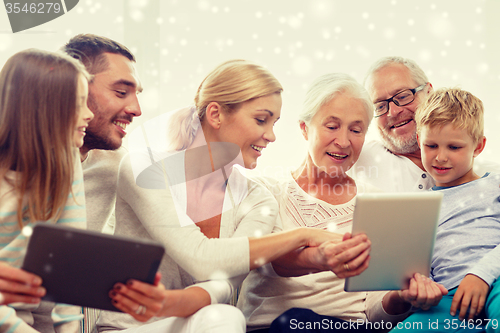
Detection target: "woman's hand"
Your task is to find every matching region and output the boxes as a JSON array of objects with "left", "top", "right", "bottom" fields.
[
  {"left": 321, "top": 232, "right": 371, "bottom": 278},
  {"left": 398, "top": 273, "right": 448, "bottom": 310},
  {"left": 450, "top": 274, "right": 489, "bottom": 321},
  {"left": 302, "top": 228, "right": 344, "bottom": 247},
  {"left": 0, "top": 263, "right": 45, "bottom": 305},
  {"left": 383, "top": 273, "right": 448, "bottom": 315},
  {"left": 272, "top": 232, "right": 371, "bottom": 277},
  {"left": 109, "top": 273, "right": 212, "bottom": 321},
  {"left": 109, "top": 272, "right": 165, "bottom": 322}
]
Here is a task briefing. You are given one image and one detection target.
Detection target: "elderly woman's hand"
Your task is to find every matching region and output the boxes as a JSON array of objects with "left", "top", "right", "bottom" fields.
[
  {"left": 272, "top": 231, "right": 371, "bottom": 277},
  {"left": 398, "top": 273, "right": 448, "bottom": 310},
  {"left": 0, "top": 262, "right": 45, "bottom": 305},
  {"left": 383, "top": 273, "right": 448, "bottom": 315}
]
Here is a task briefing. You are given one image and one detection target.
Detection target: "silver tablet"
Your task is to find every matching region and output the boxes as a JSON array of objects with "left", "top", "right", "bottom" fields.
[
  {"left": 22, "top": 224, "right": 165, "bottom": 311},
  {"left": 344, "top": 191, "right": 443, "bottom": 292}
]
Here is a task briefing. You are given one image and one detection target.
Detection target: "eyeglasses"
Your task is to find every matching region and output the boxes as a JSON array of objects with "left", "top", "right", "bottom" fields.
[{"left": 373, "top": 84, "right": 427, "bottom": 118}]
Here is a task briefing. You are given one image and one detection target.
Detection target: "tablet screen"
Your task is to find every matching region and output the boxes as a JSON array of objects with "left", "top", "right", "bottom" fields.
[
  {"left": 344, "top": 191, "right": 443, "bottom": 292},
  {"left": 22, "top": 224, "right": 165, "bottom": 311}
]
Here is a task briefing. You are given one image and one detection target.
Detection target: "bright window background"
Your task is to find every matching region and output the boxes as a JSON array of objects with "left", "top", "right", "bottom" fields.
[{"left": 1, "top": 0, "right": 499, "bottom": 178}]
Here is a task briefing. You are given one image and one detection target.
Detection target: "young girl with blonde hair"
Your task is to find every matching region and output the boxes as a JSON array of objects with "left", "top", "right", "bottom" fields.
[{"left": 0, "top": 49, "right": 93, "bottom": 332}]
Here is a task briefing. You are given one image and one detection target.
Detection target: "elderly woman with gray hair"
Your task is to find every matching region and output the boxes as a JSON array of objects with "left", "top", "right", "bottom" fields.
[{"left": 237, "top": 73, "right": 447, "bottom": 332}]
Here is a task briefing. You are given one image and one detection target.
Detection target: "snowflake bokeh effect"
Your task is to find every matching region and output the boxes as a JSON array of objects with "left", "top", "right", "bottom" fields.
[
  {"left": 22, "top": 226, "right": 33, "bottom": 237},
  {"left": 0, "top": 0, "right": 499, "bottom": 178}
]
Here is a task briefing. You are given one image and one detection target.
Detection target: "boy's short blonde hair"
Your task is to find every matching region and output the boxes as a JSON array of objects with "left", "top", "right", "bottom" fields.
[{"left": 415, "top": 88, "right": 484, "bottom": 143}]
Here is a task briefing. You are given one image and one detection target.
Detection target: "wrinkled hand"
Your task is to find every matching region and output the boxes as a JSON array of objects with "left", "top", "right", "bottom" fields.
[
  {"left": 450, "top": 274, "right": 489, "bottom": 321},
  {"left": 109, "top": 272, "right": 166, "bottom": 322},
  {"left": 0, "top": 262, "right": 45, "bottom": 305},
  {"left": 398, "top": 273, "right": 448, "bottom": 310},
  {"left": 306, "top": 232, "right": 371, "bottom": 278}
]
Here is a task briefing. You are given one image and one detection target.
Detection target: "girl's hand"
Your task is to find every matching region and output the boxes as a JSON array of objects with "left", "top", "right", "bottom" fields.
[{"left": 0, "top": 263, "right": 45, "bottom": 305}]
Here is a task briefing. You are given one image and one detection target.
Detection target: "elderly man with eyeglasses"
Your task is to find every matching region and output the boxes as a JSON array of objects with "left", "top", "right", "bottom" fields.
[{"left": 349, "top": 56, "right": 497, "bottom": 192}]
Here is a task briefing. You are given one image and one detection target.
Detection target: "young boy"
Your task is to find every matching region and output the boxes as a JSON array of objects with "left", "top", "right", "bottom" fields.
[{"left": 392, "top": 88, "right": 500, "bottom": 332}]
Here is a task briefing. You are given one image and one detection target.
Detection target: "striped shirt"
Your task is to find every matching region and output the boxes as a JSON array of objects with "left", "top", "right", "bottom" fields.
[{"left": 0, "top": 157, "right": 86, "bottom": 333}]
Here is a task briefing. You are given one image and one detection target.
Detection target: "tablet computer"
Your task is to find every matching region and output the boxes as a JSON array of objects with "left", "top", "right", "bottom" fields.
[
  {"left": 22, "top": 224, "right": 165, "bottom": 312},
  {"left": 344, "top": 191, "right": 443, "bottom": 292}
]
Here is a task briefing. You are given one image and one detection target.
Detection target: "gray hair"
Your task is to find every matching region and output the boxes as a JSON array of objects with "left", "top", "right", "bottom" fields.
[
  {"left": 299, "top": 73, "right": 373, "bottom": 125},
  {"left": 364, "top": 56, "right": 428, "bottom": 88}
]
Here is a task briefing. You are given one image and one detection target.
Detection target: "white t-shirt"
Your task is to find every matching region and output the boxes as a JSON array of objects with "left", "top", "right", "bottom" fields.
[{"left": 238, "top": 175, "right": 408, "bottom": 331}]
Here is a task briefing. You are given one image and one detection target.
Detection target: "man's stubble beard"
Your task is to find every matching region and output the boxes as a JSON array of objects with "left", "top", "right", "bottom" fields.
[
  {"left": 82, "top": 93, "right": 121, "bottom": 152},
  {"left": 378, "top": 126, "right": 419, "bottom": 155}
]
